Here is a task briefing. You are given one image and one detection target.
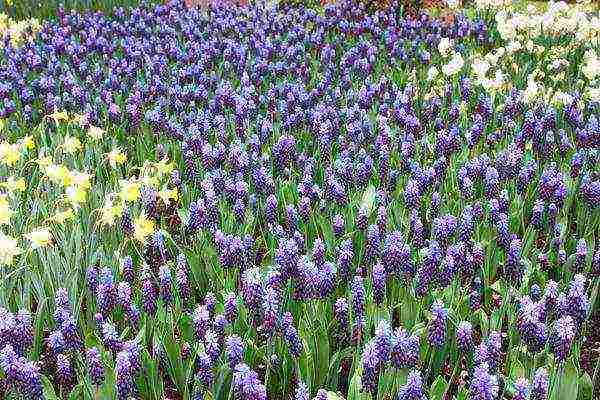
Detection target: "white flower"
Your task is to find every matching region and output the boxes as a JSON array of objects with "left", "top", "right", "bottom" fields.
[
  {"left": 437, "top": 38, "right": 453, "bottom": 58},
  {"left": 523, "top": 75, "right": 539, "bottom": 103},
  {"left": 427, "top": 66, "right": 439, "bottom": 81},
  {"left": 0, "top": 232, "right": 22, "bottom": 266},
  {"left": 587, "top": 87, "right": 600, "bottom": 102},
  {"left": 442, "top": 52, "right": 464, "bottom": 77},
  {"left": 445, "top": 0, "right": 461, "bottom": 9},
  {"left": 496, "top": 15, "right": 517, "bottom": 41},
  {"left": 548, "top": 58, "right": 568, "bottom": 71},
  {"left": 506, "top": 41, "right": 522, "bottom": 53},
  {"left": 553, "top": 91, "right": 573, "bottom": 106},
  {"left": 472, "top": 58, "right": 491, "bottom": 78},
  {"left": 491, "top": 69, "right": 505, "bottom": 89},
  {"left": 582, "top": 50, "right": 600, "bottom": 81}
]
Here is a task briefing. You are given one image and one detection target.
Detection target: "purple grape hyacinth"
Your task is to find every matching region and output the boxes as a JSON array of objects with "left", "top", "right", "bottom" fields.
[
  {"left": 427, "top": 300, "right": 448, "bottom": 348},
  {"left": 397, "top": 370, "right": 427, "bottom": 400}
]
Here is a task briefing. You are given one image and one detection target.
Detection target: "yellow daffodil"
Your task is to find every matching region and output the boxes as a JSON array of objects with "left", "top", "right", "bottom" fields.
[
  {"left": 65, "top": 185, "right": 87, "bottom": 205},
  {"left": 119, "top": 179, "right": 141, "bottom": 202},
  {"left": 19, "top": 135, "right": 35, "bottom": 150},
  {"left": 159, "top": 187, "right": 178, "bottom": 204},
  {"left": 35, "top": 155, "right": 53, "bottom": 167},
  {"left": 62, "top": 136, "right": 82, "bottom": 154},
  {"left": 48, "top": 110, "right": 69, "bottom": 125},
  {"left": 0, "top": 141, "right": 22, "bottom": 167},
  {"left": 106, "top": 148, "right": 126, "bottom": 168},
  {"left": 155, "top": 158, "right": 174, "bottom": 177},
  {"left": 47, "top": 209, "right": 75, "bottom": 225},
  {"left": 0, "top": 194, "right": 14, "bottom": 225},
  {"left": 25, "top": 227, "right": 52, "bottom": 249},
  {"left": 71, "top": 171, "right": 92, "bottom": 189},
  {"left": 139, "top": 173, "right": 158, "bottom": 188},
  {"left": 1, "top": 176, "right": 26, "bottom": 193},
  {"left": 87, "top": 126, "right": 104, "bottom": 140},
  {"left": 45, "top": 164, "right": 73, "bottom": 187},
  {"left": 134, "top": 214, "right": 155, "bottom": 242},
  {"left": 72, "top": 113, "right": 87, "bottom": 126},
  {"left": 98, "top": 198, "right": 123, "bottom": 227},
  {"left": 0, "top": 232, "right": 22, "bottom": 266}
]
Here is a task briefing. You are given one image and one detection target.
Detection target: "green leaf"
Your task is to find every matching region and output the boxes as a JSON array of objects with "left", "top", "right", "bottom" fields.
[
  {"left": 68, "top": 384, "right": 83, "bottom": 400},
  {"left": 359, "top": 185, "right": 377, "bottom": 215},
  {"left": 456, "top": 387, "right": 469, "bottom": 400},
  {"left": 41, "top": 376, "right": 59, "bottom": 400},
  {"left": 563, "top": 255, "right": 576, "bottom": 276},
  {"left": 509, "top": 356, "right": 525, "bottom": 382},
  {"left": 490, "top": 280, "right": 503, "bottom": 295},
  {"left": 327, "top": 392, "right": 346, "bottom": 400},
  {"left": 490, "top": 308, "right": 503, "bottom": 331},
  {"left": 477, "top": 309, "right": 489, "bottom": 336},
  {"left": 557, "top": 360, "right": 579, "bottom": 400},
  {"left": 347, "top": 365, "right": 364, "bottom": 400},
  {"left": 327, "top": 348, "right": 353, "bottom": 389},
  {"left": 577, "top": 372, "right": 592, "bottom": 400},
  {"left": 371, "top": 305, "right": 391, "bottom": 330},
  {"left": 429, "top": 376, "right": 448, "bottom": 400},
  {"left": 314, "top": 325, "right": 330, "bottom": 389}
]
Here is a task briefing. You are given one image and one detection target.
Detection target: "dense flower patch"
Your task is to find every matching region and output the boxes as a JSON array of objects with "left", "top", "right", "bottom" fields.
[{"left": 0, "top": 0, "right": 598, "bottom": 399}]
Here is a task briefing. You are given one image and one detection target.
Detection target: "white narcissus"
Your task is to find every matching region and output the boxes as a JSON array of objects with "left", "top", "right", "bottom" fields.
[
  {"left": 0, "top": 232, "right": 22, "bottom": 266},
  {"left": 427, "top": 66, "right": 438, "bottom": 81},
  {"left": 472, "top": 57, "right": 491, "bottom": 79},
  {"left": 523, "top": 75, "right": 540, "bottom": 104},
  {"left": 445, "top": 0, "right": 461, "bottom": 10},
  {"left": 582, "top": 49, "right": 600, "bottom": 81},
  {"left": 0, "top": 194, "right": 14, "bottom": 225},
  {"left": 588, "top": 87, "right": 600, "bottom": 102},
  {"left": 442, "top": 52, "right": 464, "bottom": 77},
  {"left": 25, "top": 227, "right": 52, "bottom": 249},
  {"left": 437, "top": 37, "right": 453, "bottom": 58}
]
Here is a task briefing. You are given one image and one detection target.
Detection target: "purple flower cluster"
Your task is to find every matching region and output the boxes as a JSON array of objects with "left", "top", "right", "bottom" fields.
[
  {"left": 0, "top": 0, "right": 597, "bottom": 397},
  {"left": 0, "top": 344, "right": 43, "bottom": 398}
]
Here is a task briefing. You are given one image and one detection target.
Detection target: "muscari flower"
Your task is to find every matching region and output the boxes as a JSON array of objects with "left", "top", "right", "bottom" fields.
[
  {"left": 86, "top": 347, "right": 105, "bottom": 386},
  {"left": 196, "top": 351, "right": 214, "bottom": 388},
  {"left": 226, "top": 334, "right": 245, "bottom": 369},
  {"left": 232, "top": 363, "right": 267, "bottom": 400},
  {"left": 175, "top": 254, "right": 191, "bottom": 301},
  {"left": 456, "top": 321, "right": 473, "bottom": 352},
  {"left": 55, "top": 353, "right": 74, "bottom": 389},
  {"left": 282, "top": 312, "right": 303, "bottom": 358},
  {"left": 295, "top": 379, "right": 309, "bottom": 400},
  {"left": 468, "top": 363, "right": 499, "bottom": 400},
  {"left": 551, "top": 315, "right": 576, "bottom": 363},
  {"left": 397, "top": 370, "right": 427, "bottom": 400},
  {"left": 361, "top": 340, "right": 380, "bottom": 395},
  {"left": 513, "top": 377, "right": 530, "bottom": 400},
  {"left": 391, "top": 327, "right": 420, "bottom": 369},
  {"left": 351, "top": 274, "right": 365, "bottom": 316},
  {"left": 115, "top": 350, "right": 135, "bottom": 400},
  {"left": 531, "top": 368, "right": 549, "bottom": 400},
  {"left": 560, "top": 274, "right": 589, "bottom": 324},
  {"left": 427, "top": 300, "right": 448, "bottom": 348}
]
